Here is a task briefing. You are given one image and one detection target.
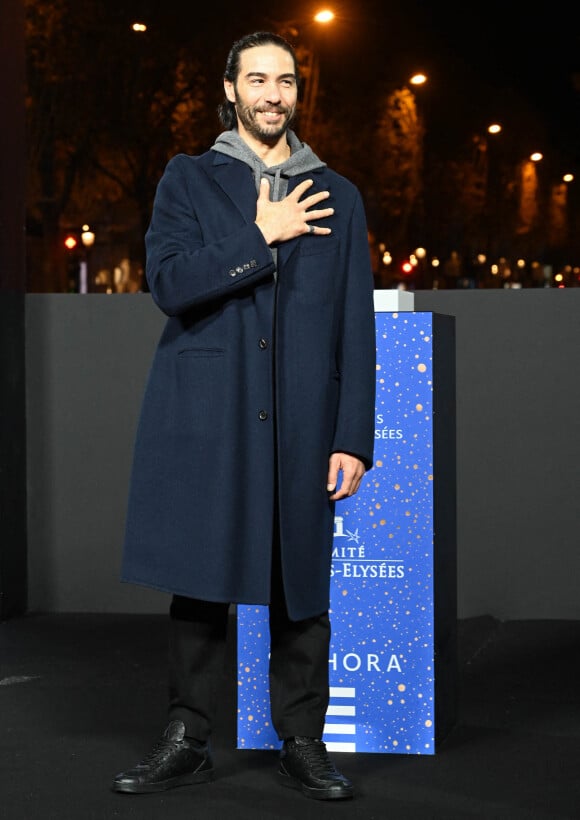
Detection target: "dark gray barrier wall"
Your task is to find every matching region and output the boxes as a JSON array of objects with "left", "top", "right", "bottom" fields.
[
  {"left": 415, "top": 289, "right": 580, "bottom": 620},
  {"left": 26, "top": 291, "right": 580, "bottom": 618},
  {"left": 26, "top": 295, "right": 167, "bottom": 614}
]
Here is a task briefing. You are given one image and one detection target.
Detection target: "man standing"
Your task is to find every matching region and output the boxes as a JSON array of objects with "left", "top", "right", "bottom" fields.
[{"left": 113, "top": 31, "right": 376, "bottom": 801}]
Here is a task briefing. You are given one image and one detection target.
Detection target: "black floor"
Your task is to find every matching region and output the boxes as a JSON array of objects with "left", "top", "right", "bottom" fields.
[{"left": 1, "top": 613, "right": 579, "bottom": 820}]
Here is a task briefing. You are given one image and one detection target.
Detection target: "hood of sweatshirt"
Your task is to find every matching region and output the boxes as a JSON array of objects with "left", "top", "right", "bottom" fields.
[{"left": 210, "top": 128, "right": 326, "bottom": 201}]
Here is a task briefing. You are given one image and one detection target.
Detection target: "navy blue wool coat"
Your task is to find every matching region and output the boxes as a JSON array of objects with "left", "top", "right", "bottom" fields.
[{"left": 121, "top": 150, "right": 376, "bottom": 620}]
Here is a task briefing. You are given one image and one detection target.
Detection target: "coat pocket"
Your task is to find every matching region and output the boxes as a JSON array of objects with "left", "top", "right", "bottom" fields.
[{"left": 177, "top": 347, "right": 225, "bottom": 358}]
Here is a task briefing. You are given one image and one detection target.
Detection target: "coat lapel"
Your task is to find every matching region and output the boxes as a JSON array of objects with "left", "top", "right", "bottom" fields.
[{"left": 209, "top": 153, "right": 257, "bottom": 223}]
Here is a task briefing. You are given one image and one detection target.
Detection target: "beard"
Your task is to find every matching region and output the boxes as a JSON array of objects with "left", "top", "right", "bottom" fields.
[{"left": 234, "top": 89, "right": 296, "bottom": 144}]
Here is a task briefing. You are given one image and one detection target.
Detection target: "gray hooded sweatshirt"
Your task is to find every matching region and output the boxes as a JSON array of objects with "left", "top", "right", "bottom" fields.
[{"left": 211, "top": 128, "right": 327, "bottom": 274}]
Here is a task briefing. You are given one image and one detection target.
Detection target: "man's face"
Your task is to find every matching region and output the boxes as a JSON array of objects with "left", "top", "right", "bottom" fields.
[{"left": 224, "top": 44, "right": 298, "bottom": 144}]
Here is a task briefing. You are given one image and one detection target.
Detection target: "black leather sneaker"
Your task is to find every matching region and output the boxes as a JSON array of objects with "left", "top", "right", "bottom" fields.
[
  {"left": 278, "top": 736, "right": 354, "bottom": 800},
  {"left": 112, "top": 720, "right": 214, "bottom": 794}
]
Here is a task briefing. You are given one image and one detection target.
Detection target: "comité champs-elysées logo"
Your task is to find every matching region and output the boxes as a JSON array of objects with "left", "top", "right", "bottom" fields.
[{"left": 331, "top": 515, "right": 405, "bottom": 580}]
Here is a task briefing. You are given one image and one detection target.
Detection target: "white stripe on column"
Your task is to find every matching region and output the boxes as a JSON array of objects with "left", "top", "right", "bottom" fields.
[
  {"left": 329, "top": 687, "right": 355, "bottom": 698},
  {"left": 323, "top": 723, "right": 356, "bottom": 735},
  {"left": 325, "top": 741, "right": 356, "bottom": 752},
  {"left": 326, "top": 705, "right": 356, "bottom": 716}
]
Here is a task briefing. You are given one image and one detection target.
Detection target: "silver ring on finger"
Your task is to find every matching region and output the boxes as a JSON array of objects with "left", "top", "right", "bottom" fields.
[{"left": 308, "top": 224, "right": 316, "bottom": 234}]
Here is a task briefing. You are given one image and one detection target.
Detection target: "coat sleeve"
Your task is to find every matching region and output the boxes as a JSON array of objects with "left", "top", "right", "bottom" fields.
[
  {"left": 144, "top": 154, "right": 276, "bottom": 316},
  {"left": 331, "top": 189, "right": 376, "bottom": 470}
]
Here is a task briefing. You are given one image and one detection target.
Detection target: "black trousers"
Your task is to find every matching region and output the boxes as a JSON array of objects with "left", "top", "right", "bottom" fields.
[{"left": 167, "top": 565, "right": 331, "bottom": 742}]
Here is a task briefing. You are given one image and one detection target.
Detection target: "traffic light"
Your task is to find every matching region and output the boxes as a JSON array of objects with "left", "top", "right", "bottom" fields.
[{"left": 64, "top": 235, "right": 80, "bottom": 291}]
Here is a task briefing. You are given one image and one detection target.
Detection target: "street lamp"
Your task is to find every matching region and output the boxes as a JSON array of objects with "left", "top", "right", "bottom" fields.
[
  {"left": 515, "top": 154, "right": 542, "bottom": 246},
  {"left": 275, "top": 9, "right": 336, "bottom": 143},
  {"left": 301, "top": 10, "right": 336, "bottom": 142},
  {"left": 81, "top": 224, "right": 95, "bottom": 248},
  {"left": 80, "top": 224, "right": 95, "bottom": 294}
]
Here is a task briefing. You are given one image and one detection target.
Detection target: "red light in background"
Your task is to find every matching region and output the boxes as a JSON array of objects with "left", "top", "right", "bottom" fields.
[
  {"left": 401, "top": 261, "right": 413, "bottom": 274},
  {"left": 64, "top": 236, "right": 77, "bottom": 250}
]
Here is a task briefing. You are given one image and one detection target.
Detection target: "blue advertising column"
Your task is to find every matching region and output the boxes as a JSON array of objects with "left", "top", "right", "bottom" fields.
[{"left": 237, "top": 293, "right": 456, "bottom": 755}]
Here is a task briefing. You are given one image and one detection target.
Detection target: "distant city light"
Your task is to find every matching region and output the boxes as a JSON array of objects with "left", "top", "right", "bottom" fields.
[
  {"left": 487, "top": 123, "right": 502, "bottom": 134},
  {"left": 81, "top": 225, "right": 95, "bottom": 248},
  {"left": 410, "top": 73, "right": 427, "bottom": 86},
  {"left": 314, "top": 10, "right": 335, "bottom": 23},
  {"left": 132, "top": 23, "right": 147, "bottom": 32},
  {"left": 563, "top": 173, "right": 574, "bottom": 183},
  {"left": 530, "top": 152, "right": 543, "bottom": 162}
]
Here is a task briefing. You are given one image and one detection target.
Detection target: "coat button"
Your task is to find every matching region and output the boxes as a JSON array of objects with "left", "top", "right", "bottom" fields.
[
  {"left": 258, "top": 410, "right": 268, "bottom": 421},
  {"left": 258, "top": 338, "right": 268, "bottom": 349}
]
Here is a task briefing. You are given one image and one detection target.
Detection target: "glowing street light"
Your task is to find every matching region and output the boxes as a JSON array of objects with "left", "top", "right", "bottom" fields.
[
  {"left": 132, "top": 23, "right": 147, "bottom": 32},
  {"left": 81, "top": 224, "right": 95, "bottom": 248},
  {"left": 409, "top": 73, "right": 427, "bottom": 86},
  {"left": 530, "top": 152, "right": 543, "bottom": 162},
  {"left": 314, "top": 9, "right": 335, "bottom": 24},
  {"left": 487, "top": 123, "right": 502, "bottom": 135}
]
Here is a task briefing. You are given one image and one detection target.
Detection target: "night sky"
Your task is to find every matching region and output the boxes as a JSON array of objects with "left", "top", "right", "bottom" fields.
[{"left": 119, "top": 1, "right": 580, "bottom": 168}]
